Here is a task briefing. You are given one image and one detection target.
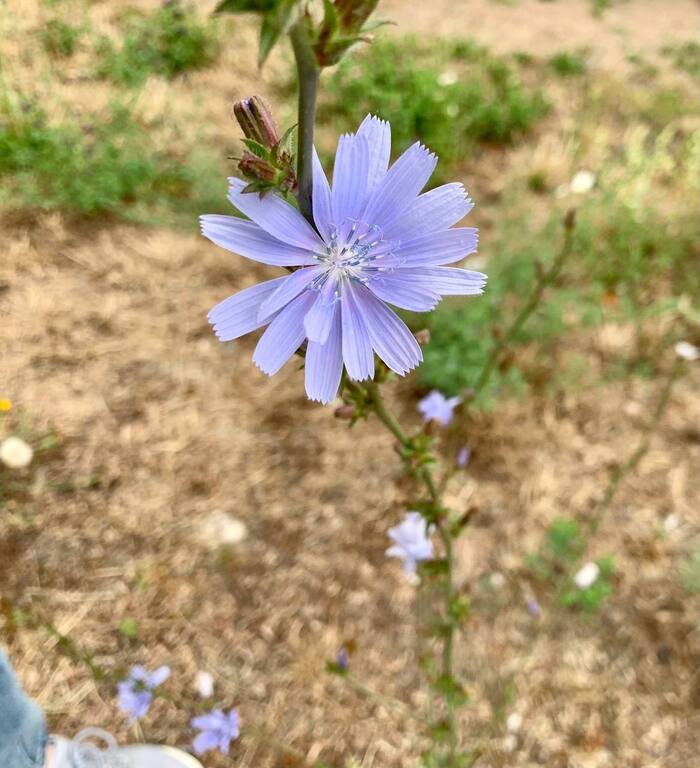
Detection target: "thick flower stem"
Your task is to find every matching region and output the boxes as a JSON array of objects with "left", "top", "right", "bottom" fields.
[
  {"left": 289, "top": 19, "right": 319, "bottom": 226},
  {"left": 361, "top": 380, "right": 460, "bottom": 764}
]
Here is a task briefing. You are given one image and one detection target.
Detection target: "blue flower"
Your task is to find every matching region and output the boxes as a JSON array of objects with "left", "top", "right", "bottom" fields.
[
  {"left": 116, "top": 665, "right": 170, "bottom": 721},
  {"left": 191, "top": 708, "right": 240, "bottom": 755},
  {"left": 202, "top": 115, "right": 484, "bottom": 404},
  {"left": 418, "top": 390, "right": 462, "bottom": 426},
  {"left": 386, "top": 512, "right": 434, "bottom": 577},
  {"left": 456, "top": 445, "right": 471, "bottom": 468}
]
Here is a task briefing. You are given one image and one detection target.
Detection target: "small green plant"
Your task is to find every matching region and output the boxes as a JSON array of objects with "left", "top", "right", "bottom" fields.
[
  {"left": 118, "top": 617, "right": 139, "bottom": 639},
  {"left": 320, "top": 36, "right": 549, "bottom": 179},
  {"left": 41, "top": 19, "right": 83, "bottom": 58},
  {"left": 0, "top": 93, "right": 222, "bottom": 220},
  {"left": 661, "top": 41, "right": 700, "bottom": 78},
  {"left": 561, "top": 556, "right": 615, "bottom": 613},
  {"left": 548, "top": 51, "right": 588, "bottom": 77},
  {"left": 95, "top": 1, "right": 219, "bottom": 86},
  {"left": 681, "top": 548, "right": 700, "bottom": 593}
]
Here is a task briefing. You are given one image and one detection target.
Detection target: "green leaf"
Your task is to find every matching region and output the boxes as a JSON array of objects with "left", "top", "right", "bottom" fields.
[
  {"left": 242, "top": 138, "right": 270, "bottom": 159},
  {"left": 214, "top": 0, "right": 275, "bottom": 14},
  {"left": 258, "top": 0, "right": 300, "bottom": 66},
  {"left": 119, "top": 617, "right": 139, "bottom": 638}
]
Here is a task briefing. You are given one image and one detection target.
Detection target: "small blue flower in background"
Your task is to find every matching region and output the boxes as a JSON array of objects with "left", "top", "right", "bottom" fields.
[
  {"left": 203, "top": 114, "right": 484, "bottom": 404},
  {"left": 418, "top": 390, "right": 462, "bottom": 426},
  {"left": 336, "top": 646, "right": 349, "bottom": 671},
  {"left": 386, "top": 512, "right": 434, "bottom": 577},
  {"left": 191, "top": 708, "right": 241, "bottom": 755},
  {"left": 117, "top": 665, "right": 170, "bottom": 721},
  {"left": 526, "top": 597, "right": 542, "bottom": 618},
  {"left": 456, "top": 445, "right": 471, "bottom": 468}
]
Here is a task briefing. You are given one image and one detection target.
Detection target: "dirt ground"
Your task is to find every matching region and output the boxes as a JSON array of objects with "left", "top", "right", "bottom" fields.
[{"left": 2, "top": 1, "right": 700, "bottom": 767}]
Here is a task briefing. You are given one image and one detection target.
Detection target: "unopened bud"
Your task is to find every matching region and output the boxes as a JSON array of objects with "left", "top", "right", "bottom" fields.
[
  {"left": 233, "top": 96, "right": 279, "bottom": 149},
  {"left": 238, "top": 151, "right": 277, "bottom": 183},
  {"left": 414, "top": 328, "right": 431, "bottom": 346},
  {"left": 334, "top": 404, "right": 356, "bottom": 420}
]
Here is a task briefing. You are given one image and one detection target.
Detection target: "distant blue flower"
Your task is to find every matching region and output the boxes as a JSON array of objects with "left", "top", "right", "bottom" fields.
[
  {"left": 526, "top": 597, "right": 541, "bottom": 618},
  {"left": 117, "top": 665, "right": 170, "bottom": 721},
  {"left": 191, "top": 708, "right": 240, "bottom": 755},
  {"left": 386, "top": 512, "right": 434, "bottom": 577},
  {"left": 202, "top": 114, "right": 484, "bottom": 404},
  {"left": 336, "top": 647, "right": 349, "bottom": 671},
  {"left": 418, "top": 390, "right": 462, "bottom": 425},
  {"left": 456, "top": 445, "right": 471, "bottom": 468}
]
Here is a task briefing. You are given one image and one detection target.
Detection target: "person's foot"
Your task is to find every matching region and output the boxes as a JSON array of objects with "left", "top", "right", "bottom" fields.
[{"left": 48, "top": 728, "right": 203, "bottom": 768}]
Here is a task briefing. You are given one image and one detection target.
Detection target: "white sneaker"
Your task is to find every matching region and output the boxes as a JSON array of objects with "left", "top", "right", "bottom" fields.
[{"left": 50, "top": 728, "right": 203, "bottom": 768}]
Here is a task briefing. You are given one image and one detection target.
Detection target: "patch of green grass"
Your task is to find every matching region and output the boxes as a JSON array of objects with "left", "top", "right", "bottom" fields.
[
  {"left": 561, "top": 556, "right": 615, "bottom": 613},
  {"left": 681, "top": 548, "right": 700, "bottom": 593},
  {"left": 320, "top": 36, "right": 549, "bottom": 179},
  {"left": 661, "top": 41, "right": 700, "bottom": 78},
  {"left": 548, "top": 51, "right": 588, "bottom": 77},
  {"left": 0, "top": 93, "right": 224, "bottom": 221},
  {"left": 95, "top": 1, "right": 219, "bottom": 86},
  {"left": 41, "top": 19, "right": 83, "bottom": 58},
  {"left": 418, "top": 183, "right": 700, "bottom": 400}
]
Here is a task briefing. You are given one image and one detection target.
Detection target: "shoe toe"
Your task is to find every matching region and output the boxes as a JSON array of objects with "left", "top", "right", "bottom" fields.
[{"left": 118, "top": 745, "right": 203, "bottom": 768}]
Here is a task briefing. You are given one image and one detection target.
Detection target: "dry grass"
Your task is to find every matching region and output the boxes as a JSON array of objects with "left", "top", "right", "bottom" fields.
[{"left": 1, "top": 1, "right": 700, "bottom": 767}]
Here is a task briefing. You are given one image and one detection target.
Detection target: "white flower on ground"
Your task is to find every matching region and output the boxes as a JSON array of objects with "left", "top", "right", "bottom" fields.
[
  {"left": 0, "top": 436, "right": 33, "bottom": 469},
  {"left": 574, "top": 561, "right": 600, "bottom": 589},
  {"left": 195, "top": 671, "right": 214, "bottom": 699},
  {"left": 507, "top": 712, "right": 523, "bottom": 733},
  {"left": 570, "top": 170, "right": 596, "bottom": 195},
  {"left": 675, "top": 341, "right": 700, "bottom": 361},
  {"left": 386, "top": 512, "right": 434, "bottom": 577}
]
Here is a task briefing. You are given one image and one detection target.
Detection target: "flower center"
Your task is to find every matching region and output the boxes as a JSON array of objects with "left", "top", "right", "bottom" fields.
[{"left": 319, "top": 218, "right": 400, "bottom": 283}]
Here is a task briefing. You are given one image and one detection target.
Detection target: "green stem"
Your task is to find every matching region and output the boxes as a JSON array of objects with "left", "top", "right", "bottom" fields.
[
  {"left": 289, "top": 19, "right": 319, "bottom": 226},
  {"left": 472, "top": 210, "right": 577, "bottom": 398},
  {"left": 589, "top": 357, "right": 682, "bottom": 532},
  {"left": 359, "top": 380, "right": 459, "bottom": 763}
]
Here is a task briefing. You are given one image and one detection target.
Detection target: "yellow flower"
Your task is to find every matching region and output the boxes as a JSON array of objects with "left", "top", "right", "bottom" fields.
[{"left": 0, "top": 399, "right": 11, "bottom": 412}]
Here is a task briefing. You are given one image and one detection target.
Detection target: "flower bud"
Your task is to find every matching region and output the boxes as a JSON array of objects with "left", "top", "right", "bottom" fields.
[
  {"left": 414, "top": 328, "right": 431, "bottom": 346},
  {"left": 238, "top": 151, "right": 278, "bottom": 183},
  {"left": 334, "top": 404, "right": 356, "bottom": 420},
  {"left": 232, "top": 96, "right": 279, "bottom": 149}
]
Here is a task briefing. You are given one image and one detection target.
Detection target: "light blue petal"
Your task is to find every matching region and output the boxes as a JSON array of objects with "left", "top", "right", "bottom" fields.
[
  {"left": 350, "top": 284, "right": 422, "bottom": 375},
  {"left": 304, "top": 274, "right": 340, "bottom": 343},
  {"left": 382, "top": 183, "right": 473, "bottom": 241},
  {"left": 305, "top": 306, "right": 343, "bottom": 404},
  {"left": 200, "top": 215, "right": 318, "bottom": 266},
  {"left": 312, "top": 148, "right": 334, "bottom": 243},
  {"left": 147, "top": 666, "right": 171, "bottom": 687},
  {"left": 391, "top": 228, "right": 479, "bottom": 267},
  {"left": 192, "top": 731, "right": 220, "bottom": 755},
  {"left": 366, "top": 273, "right": 441, "bottom": 312},
  {"left": 396, "top": 267, "right": 487, "bottom": 295},
  {"left": 332, "top": 133, "right": 370, "bottom": 225},
  {"left": 228, "top": 178, "right": 326, "bottom": 253},
  {"left": 362, "top": 142, "right": 437, "bottom": 230},
  {"left": 356, "top": 114, "right": 391, "bottom": 193},
  {"left": 341, "top": 282, "right": 375, "bottom": 381},
  {"left": 253, "top": 292, "right": 316, "bottom": 375},
  {"left": 208, "top": 277, "right": 288, "bottom": 342},
  {"left": 258, "top": 266, "right": 326, "bottom": 322}
]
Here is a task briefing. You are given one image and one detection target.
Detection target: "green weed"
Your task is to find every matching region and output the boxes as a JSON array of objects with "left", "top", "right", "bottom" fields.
[
  {"left": 548, "top": 51, "right": 588, "bottom": 77},
  {"left": 319, "top": 36, "right": 549, "bottom": 179},
  {"left": 95, "top": 1, "right": 219, "bottom": 86},
  {"left": 41, "top": 19, "right": 83, "bottom": 58},
  {"left": 661, "top": 41, "right": 700, "bottom": 78},
  {"left": 0, "top": 93, "right": 223, "bottom": 221}
]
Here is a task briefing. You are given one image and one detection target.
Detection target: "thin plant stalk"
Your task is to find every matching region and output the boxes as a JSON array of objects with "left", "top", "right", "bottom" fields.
[{"left": 289, "top": 19, "right": 319, "bottom": 226}]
